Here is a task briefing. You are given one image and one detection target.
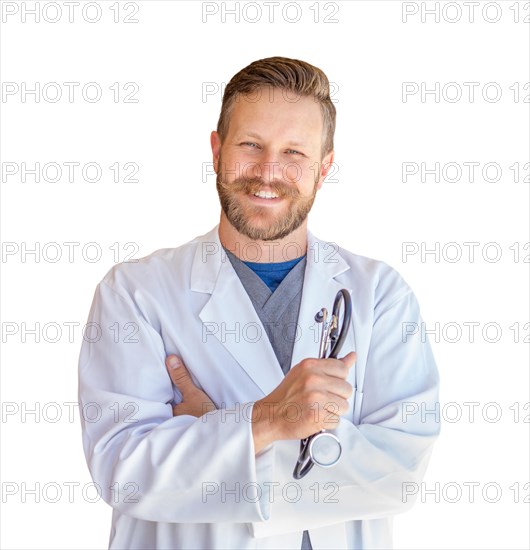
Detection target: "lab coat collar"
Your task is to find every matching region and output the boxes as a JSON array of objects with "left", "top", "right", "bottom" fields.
[{"left": 191, "top": 224, "right": 354, "bottom": 397}]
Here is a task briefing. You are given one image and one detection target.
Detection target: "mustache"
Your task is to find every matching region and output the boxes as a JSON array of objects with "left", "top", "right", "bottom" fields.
[{"left": 218, "top": 177, "right": 300, "bottom": 198}]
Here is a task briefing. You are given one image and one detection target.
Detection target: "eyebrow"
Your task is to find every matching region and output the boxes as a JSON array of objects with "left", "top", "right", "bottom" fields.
[{"left": 238, "top": 131, "right": 308, "bottom": 147}]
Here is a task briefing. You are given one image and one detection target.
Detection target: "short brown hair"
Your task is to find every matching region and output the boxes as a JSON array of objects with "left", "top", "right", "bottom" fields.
[{"left": 216, "top": 56, "right": 336, "bottom": 160}]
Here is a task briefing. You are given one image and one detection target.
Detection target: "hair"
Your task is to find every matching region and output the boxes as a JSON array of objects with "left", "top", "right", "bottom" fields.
[{"left": 216, "top": 56, "right": 336, "bottom": 160}]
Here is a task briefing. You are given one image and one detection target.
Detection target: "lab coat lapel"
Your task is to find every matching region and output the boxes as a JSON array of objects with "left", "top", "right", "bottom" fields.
[
  {"left": 290, "top": 231, "right": 355, "bottom": 367},
  {"left": 190, "top": 226, "right": 355, "bottom": 399},
  {"left": 191, "top": 226, "right": 285, "bottom": 397}
]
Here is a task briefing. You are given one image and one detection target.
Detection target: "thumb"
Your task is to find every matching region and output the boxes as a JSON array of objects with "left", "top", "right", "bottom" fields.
[
  {"left": 339, "top": 351, "right": 356, "bottom": 368},
  {"left": 166, "top": 355, "right": 196, "bottom": 395}
]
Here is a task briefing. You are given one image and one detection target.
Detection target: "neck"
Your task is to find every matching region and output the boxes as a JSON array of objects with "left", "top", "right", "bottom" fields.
[{"left": 218, "top": 212, "right": 308, "bottom": 263}]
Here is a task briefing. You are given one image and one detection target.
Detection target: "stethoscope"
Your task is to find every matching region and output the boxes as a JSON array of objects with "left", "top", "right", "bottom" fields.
[{"left": 293, "top": 288, "right": 353, "bottom": 480}]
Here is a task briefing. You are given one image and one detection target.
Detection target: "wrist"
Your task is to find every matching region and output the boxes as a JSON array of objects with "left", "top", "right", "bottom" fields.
[{"left": 251, "top": 399, "right": 276, "bottom": 454}]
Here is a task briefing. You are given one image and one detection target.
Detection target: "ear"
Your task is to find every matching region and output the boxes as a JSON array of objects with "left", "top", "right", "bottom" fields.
[
  {"left": 211, "top": 131, "right": 221, "bottom": 173},
  {"left": 316, "top": 150, "right": 335, "bottom": 191}
]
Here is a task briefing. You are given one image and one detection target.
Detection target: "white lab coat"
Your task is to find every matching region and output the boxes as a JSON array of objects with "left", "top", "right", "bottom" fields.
[{"left": 78, "top": 224, "right": 440, "bottom": 550}]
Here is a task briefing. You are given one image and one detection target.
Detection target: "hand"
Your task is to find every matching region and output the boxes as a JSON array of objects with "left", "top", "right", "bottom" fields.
[
  {"left": 166, "top": 355, "right": 217, "bottom": 418},
  {"left": 251, "top": 352, "right": 356, "bottom": 453}
]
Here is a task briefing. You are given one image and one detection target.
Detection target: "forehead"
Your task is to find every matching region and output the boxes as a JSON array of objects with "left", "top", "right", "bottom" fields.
[{"left": 228, "top": 86, "right": 323, "bottom": 142}]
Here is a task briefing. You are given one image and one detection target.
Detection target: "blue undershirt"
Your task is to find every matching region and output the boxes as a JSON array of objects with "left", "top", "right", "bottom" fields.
[{"left": 243, "top": 255, "right": 306, "bottom": 293}]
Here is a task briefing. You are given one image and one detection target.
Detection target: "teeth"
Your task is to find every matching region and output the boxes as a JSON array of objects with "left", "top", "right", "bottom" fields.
[{"left": 253, "top": 191, "right": 279, "bottom": 199}]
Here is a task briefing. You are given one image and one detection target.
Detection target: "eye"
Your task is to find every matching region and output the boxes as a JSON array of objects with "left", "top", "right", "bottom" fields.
[{"left": 240, "top": 143, "right": 303, "bottom": 156}]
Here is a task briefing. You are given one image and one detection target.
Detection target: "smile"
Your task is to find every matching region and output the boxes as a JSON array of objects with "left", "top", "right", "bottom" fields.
[
  {"left": 253, "top": 190, "right": 280, "bottom": 199},
  {"left": 246, "top": 192, "right": 284, "bottom": 205}
]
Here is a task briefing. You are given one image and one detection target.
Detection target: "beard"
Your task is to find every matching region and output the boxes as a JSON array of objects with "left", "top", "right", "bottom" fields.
[{"left": 216, "top": 154, "right": 319, "bottom": 242}]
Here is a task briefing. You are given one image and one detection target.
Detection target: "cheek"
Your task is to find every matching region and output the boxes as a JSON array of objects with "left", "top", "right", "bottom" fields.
[
  {"left": 284, "top": 163, "right": 306, "bottom": 183},
  {"left": 219, "top": 151, "right": 242, "bottom": 173}
]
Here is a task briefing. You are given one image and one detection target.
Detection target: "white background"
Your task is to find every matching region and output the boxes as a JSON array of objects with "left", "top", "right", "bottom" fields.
[{"left": 1, "top": 1, "right": 529, "bottom": 548}]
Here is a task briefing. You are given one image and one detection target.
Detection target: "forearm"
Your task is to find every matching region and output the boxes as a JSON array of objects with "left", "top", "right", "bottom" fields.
[
  {"left": 81, "top": 397, "right": 274, "bottom": 523},
  {"left": 250, "top": 405, "right": 439, "bottom": 538}
]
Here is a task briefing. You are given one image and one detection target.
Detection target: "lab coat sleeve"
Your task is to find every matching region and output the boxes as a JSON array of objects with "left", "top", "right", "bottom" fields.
[
  {"left": 78, "top": 280, "right": 274, "bottom": 523},
  {"left": 250, "top": 275, "right": 440, "bottom": 537}
]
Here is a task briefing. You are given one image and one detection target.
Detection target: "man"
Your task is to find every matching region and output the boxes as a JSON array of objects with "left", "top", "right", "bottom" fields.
[{"left": 78, "top": 56, "right": 440, "bottom": 549}]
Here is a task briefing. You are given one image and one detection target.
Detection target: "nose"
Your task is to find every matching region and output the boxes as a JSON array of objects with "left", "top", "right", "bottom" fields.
[{"left": 245, "top": 150, "right": 284, "bottom": 185}]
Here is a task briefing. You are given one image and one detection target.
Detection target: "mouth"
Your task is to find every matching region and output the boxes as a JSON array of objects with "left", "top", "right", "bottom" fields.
[
  {"left": 245, "top": 188, "right": 284, "bottom": 204},
  {"left": 252, "top": 190, "right": 280, "bottom": 199}
]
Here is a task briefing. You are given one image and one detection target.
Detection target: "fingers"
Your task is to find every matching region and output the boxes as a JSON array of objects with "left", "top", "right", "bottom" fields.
[
  {"left": 172, "top": 395, "right": 216, "bottom": 418},
  {"left": 311, "top": 351, "right": 356, "bottom": 380},
  {"left": 313, "top": 375, "right": 353, "bottom": 401},
  {"left": 166, "top": 355, "right": 197, "bottom": 396},
  {"left": 340, "top": 351, "right": 357, "bottom": 367},
  {"left": 173, "top": 402, "right": 197, "bottom": 418},
  {"left": 322, "top": 394, "right": 350, "bottom": 416}
]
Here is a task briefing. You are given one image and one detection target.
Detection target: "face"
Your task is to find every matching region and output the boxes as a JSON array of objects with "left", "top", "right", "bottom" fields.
[{"left": 213, "top": 86, "right": 332, "bottom": 242}]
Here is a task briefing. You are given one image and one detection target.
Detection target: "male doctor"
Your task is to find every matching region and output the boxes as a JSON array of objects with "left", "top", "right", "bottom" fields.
[{"left": 78, "top": 56, "right": 440, "bottom": 549}]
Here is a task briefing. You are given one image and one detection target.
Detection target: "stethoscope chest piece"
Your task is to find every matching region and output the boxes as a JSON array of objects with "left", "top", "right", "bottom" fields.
[{"left": 309, "top": 431, "right": 342, "bottom": 467}]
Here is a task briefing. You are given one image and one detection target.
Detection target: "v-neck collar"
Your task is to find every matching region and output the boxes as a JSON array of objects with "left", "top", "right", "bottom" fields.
[{"left": 223, "top": 247, "right": 307, "bottom": 319}]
